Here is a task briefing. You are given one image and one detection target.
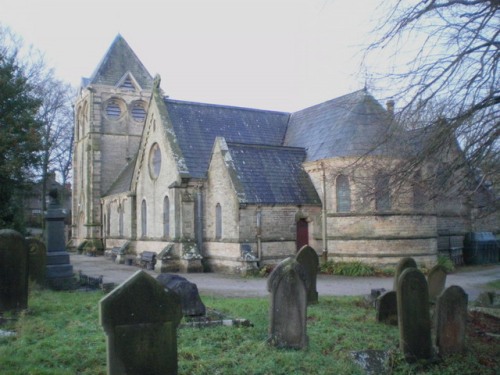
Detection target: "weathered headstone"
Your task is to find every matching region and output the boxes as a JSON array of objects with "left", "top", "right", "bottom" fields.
[
  {"left": 267, "top": 257, "right": 308, "bottom": 349},
  {"left": 397, "top": 267, "right": 433, "bottom": 363},
  {"left": 435, "top": 285, "right": 468, "bottom": 356},
  {"left": 45, "top": 189, "right": 73, "bottom": 289},
  {"left": 295, "top": 245, "right": 319, "bottom": 305},
  {"left": 376, "top": 290, "right": 398, "bottom": 325},
  {"left": 427, "top": 265, "right": 447, "bottom": 303},
  {"left": 26, "top": 237, "right": 46, "bottom": 285},
  {"left": 156, "top": 274, "right": 206, "bottom": 316},
  {"left": 100, "top": 270, "right": 182, "bottom": 375},
  {"left": 0, "top": 229, "right": 29, "bottom": 311},
  {"left": 393, "top": 257, "right": 417, "bottom": 290}
]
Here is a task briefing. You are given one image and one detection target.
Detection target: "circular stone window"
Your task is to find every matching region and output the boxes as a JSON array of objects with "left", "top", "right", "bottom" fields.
[
  {"left": 131, "top": 101, "right": 147, "bottom": 122},
  {"left": 149, "top": 143, "right": 161, "bottom": 179},
  {"left": 105, "top": 99, "right": 123, "bottom": 120}
]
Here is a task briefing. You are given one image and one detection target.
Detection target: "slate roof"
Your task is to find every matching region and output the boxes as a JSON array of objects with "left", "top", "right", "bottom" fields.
[
  {"left": 284, "top": 89, "right": 400, "bottom": 161},
  {"left": 224, "top": 142, "right": 321, "bottom": 205},
  {"left": 86, "top": 35, "right": 153, "bottom": 90},
  {"left": 164, "top": 99, "right": 290, "bottom": 179},
  {"left": 105, "top": 157, "right": 136, "bottom": 196}
]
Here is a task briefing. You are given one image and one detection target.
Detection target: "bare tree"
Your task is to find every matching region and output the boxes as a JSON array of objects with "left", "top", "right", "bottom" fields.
[
  {"left": 365, "top": 1, "right": 499, "bottom": 203},
  {"left": 33, "top": 72, "right": 74, "bottom": 213}
]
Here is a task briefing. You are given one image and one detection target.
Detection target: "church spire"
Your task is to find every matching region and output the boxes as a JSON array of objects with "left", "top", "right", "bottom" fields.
[{"left": 88, "top": 35, "right": 153, "bottom": 90}]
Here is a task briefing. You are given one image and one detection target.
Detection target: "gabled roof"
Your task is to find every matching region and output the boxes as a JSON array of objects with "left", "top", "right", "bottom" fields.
[
  {"left": 221, "top": 141, "right": 321, "bottom": 205},
  {"left": 86, "top": 35, "right": 153, "bottom": 90},
  {"left": 164, "top": 99, "right": 290, "bottom": 179},
  {"left": 104, "top": 157, "right": 136, "bottom": 196},
  {"left": 285, "top": 89, "right": 399, "bottom": 161}
]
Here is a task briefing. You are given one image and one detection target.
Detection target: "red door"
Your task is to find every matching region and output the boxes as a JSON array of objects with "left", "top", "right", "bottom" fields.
[{"left": 296, "top": 219, "right": 309, "bottom": 252}]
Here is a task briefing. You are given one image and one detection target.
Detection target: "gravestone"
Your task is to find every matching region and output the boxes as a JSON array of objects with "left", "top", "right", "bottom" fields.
[
  {"left": 45, "top": 189, "right": 73, "bottom": 289},
  {"left": 393, "top": 257, "right": 417, "bottom": 290},
  {"left": 376, "top": 290, "right": 397, "bottom": 325},
  {"left": 397, "top": 267, "right": 433, "bottom": 363},
  {"left": 267, "top": 257, "right": 308, "bottom": 349},
  {"left": 156, "top": 274, "right": 206, "bottom": 316},
  {"left": 295, "top": 245, "right": 319, "bottom": 305},
  {"left": 26, "top": 237, "right": 46, "bottom": 285},
  {"left": 100, "top": 270, "right": 182, "bottom": 375},
  {"left": 427, "top": 265, "right": 447, "bottom": 303},
  {"left": 0, "top": 229, "right": 29, "bottom": 311},
  {"left": 435, "top": 285, "right": 468, "bottom": 356}
]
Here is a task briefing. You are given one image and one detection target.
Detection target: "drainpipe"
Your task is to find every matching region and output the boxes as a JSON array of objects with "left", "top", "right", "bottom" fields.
[
  {"left": 196, "top": 185, "right": 203, "bottom": 255},
  {"left": 321, "top": 162, "right": 328, "bottom": 262},
  {"left": 256, "top": 207, "right": 262, "bottom": 261}
]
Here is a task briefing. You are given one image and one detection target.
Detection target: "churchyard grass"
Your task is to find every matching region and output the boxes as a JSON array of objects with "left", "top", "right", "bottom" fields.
[
  {"left": 0, "top": 288, "right": 497, "bottom": 374},
  {"left": 486, "top": 279, "right": 500, "bottom": 290}
]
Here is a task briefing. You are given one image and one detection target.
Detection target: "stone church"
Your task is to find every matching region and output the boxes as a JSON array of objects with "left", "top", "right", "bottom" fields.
[{"left": 72, "top": 35, "right": 496, "bottom": 274}]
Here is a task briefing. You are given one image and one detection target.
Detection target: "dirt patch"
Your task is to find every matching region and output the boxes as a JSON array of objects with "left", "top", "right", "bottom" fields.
[{"left": 467, "top": 310, "right": 500, "bottom": 370}]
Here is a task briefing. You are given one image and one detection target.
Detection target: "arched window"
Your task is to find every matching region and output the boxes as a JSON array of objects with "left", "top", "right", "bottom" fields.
[
  {"left": 118, "top": 204, "right": 124, "bottom": 237},
  {"left": 215, "top": 203, "right": 222, "bottom": 240},
  {"left": 163, "top": 196, "right": 170, "bottom": 238},
  {"left": 106, "top": 205, "right": 111, "bottom": 236},
  {"left": 336, "top": 174, "right": 351, "bottom": 212},
  {"left": 413, "top": 171, "right": 426, "bottom": 210},
  {"left": 375, "top": 173, "right": 391, "bottom": 212},
  {"left": 141, "top": 199, "right": 147, "bottom": 237}
]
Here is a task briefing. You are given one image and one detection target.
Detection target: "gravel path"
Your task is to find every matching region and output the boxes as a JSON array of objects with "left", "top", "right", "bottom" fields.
[{"left": 71, "top": 254, "right": 499, "bottom": 301}]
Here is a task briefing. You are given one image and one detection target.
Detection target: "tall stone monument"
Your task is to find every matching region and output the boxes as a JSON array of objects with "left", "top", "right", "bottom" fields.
[{"left": 45, "top": 188, "right": 73, "bottom": 289}]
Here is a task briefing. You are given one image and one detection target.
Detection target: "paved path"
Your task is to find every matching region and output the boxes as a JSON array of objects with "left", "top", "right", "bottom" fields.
[{"left": 70, "top": 254, "right": 500, "bottom": 300}]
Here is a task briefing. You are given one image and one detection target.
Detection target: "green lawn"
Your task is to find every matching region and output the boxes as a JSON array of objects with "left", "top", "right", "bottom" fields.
[{"left": 0, "top": 288, "right": 497, "bottom": 374}]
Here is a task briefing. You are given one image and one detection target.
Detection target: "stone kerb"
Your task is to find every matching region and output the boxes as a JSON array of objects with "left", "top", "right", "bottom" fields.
[
  {"left": 427, "top": 265, "right": 447, "bottom": 303},
  {"left": 267, "top": 257, "right": 308, "bottom": 349},
  {"left": 0, "top": 229, "right": 29, "bottom": 311},
  {"left": 393, "top": 257, "right": 417, "bottom": 290},
  {"left": 295, "top": 245, "right": 319, "bottom": 305},
  {"left": 26, "top": 237, "right": 47, "bottom": 285},
  {"left": 100, "top": 270, "right": 182, "bottom": 375},
  {"left": 435, "top": 285, "right": 468, "bottom": 356},
  {"left": 397, "top": 267, "right": 433, "bottom": 363}
]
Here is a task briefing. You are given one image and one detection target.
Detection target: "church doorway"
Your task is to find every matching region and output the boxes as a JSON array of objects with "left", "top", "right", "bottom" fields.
[{"left": 296, "top": 218, "right": 309, "bottom": 252}]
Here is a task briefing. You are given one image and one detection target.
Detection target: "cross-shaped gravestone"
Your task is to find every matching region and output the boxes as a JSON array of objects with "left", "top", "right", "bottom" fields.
[
  {"left": 267, "top": 257, "right": 308, "bottom": 349},
  {"left": 0, "top": 229, "right": 28, "bottom": 311},
  {"left": 296, "top": 245, "right": 319, "bottom": 305},
  {"left": 100, "top": 270, "right": 182, "bottom": 375}
]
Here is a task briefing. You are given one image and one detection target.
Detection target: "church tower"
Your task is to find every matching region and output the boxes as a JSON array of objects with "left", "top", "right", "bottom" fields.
[{"left": 72, "top": 35, "right": 153, "bottom": 247}]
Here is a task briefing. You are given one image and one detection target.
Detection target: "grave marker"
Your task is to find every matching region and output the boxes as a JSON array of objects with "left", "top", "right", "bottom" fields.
[
  {"left": 397, "top": 267, "right": 433, "bottom": 363},
  {"left": 26, "top": 237, "right": 46, "bottom": 285},
  {"left": 435, "top": 285, "right": 468, "bottom": 356},
  {"left": 0, "top": 229, "right": 29, "bottom": 311},
  {"left": 427, "top": 265, "right": 447, "bottom": 303},
  {"left": 295, "top": 245, "right": 319, "bottom": 305},
  {"left": 45, "top": 188, "right": 73, "bottom": 289},
  {"left": 100, "top": 270, "right": 182, "bottom": 375},
  {"left": 393, "top": 257, "right": 417, "bottom": 290},
  {"left": 267, "top": 257, "right": 308, "bottom": 349},
  {"left": 376, "top": 290, "right": 398, "bottom": 325}
]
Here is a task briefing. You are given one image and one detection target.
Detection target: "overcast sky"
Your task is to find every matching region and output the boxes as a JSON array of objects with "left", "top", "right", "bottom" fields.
[{"left": 2, "top": 0, "right": 392, "bottom": 112}]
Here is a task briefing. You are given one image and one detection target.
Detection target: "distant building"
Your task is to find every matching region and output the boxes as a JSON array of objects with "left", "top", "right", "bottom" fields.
[{"left": 72, "top": 35, "right": 497, "bottom": 274}]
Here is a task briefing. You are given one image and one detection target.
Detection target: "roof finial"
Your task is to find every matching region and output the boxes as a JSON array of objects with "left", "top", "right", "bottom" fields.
[{"left": 153, "top": 74, "right": 161, "bottom": 90}]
